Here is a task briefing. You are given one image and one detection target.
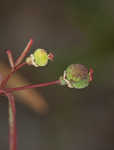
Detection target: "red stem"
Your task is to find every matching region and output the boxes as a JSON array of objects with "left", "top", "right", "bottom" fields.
[
  {"left": 8, "top": 94, "right": 16, "bottom": 150},
  {"left": 0, "top": 62, "right": 26, "bottom": 88},
  {"left": 6, "top": 80, "right": 60, "bottom": 93},
  {"left": 15, "top": 39, "right": 33, "bottom": 66},
  {"left": 1, "top": 72, "right": 13, "bottom": 88},
  {"left": 0, "top": 91, "right": 16, "bottom": 150},
  {"left": 14, "top": 62, "right": 27, "bottom": 71},
  {"left": 6, "top": 50, "right": 15, "bottom": 68}
]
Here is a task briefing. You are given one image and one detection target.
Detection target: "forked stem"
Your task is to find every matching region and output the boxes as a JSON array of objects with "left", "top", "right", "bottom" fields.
[
  {"left": 0, "top": 62, "right": 27, "bottom": 88},
  {"left": 0, "top": 38, "right": 60, "bottom": 150}
]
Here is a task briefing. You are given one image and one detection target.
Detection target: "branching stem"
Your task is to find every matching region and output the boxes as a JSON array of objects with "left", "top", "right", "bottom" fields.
[
  {"left": 0, "top": 62, "right": 27, "bottom": 88},
  {"left": 0, "top": 38, "right": 61, "bottom": 150}
]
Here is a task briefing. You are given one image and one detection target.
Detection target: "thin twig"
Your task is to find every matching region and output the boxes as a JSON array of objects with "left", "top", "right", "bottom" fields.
[
  {"left": 15, "top": 39, "right": 33, "bottom": 66},
  {"left": 6, "top": 50, "right": 15, "bottom": 68},
  {"left": 0, "top": 72, "right": 13, "bottom": 88},
  {"left": 14, "top": 62, "right": 27, "bottom": 71},
  {"left": 6, "top": 80, "right": 60, "bottom": 93}
]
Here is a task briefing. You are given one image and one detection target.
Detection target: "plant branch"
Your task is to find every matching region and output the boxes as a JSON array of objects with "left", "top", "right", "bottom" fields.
[
  {"left": 5, "top": 92, "right": 16, "bottom": 150},
  {"left": 0, "top": 62, "right": 48, "bottom": 114},
  {"left": 14, "top": 62, "right": 27, "bottom": 71},
  {"left": 6, "top": 50, "right": 15, "bottom": 69},
  {"left": 6, "top": 80, "right": 60, "bottom": 93},
  {"left": 15, "top": 39, "right": 33, "bottom": 66},
  {"left": 0, "top": 62, "right": 27, "bottom": 88}
]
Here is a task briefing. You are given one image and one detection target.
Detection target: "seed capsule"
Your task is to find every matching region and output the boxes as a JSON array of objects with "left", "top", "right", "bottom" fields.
[
  {"left": 26, "top": 49, "right": 54, "bottom": 67},
  {"left": 59, "top": 64, "right": 93, "bottom": 89},
  {"left": 33, "top": 49, "right": 48, "bottom": 66}
]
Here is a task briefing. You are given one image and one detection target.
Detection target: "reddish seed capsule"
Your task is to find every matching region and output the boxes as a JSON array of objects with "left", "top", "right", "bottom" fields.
[{"left": 59, "top": 64, "right": 94, "bottom": 89}]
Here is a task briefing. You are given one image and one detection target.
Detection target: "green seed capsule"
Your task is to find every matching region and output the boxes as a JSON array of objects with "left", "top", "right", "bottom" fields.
[
  {"left": 60, "top": 64, "right": 91, "bottom": 89},
  {"left": 33, "top": 49, "right": 49, "bottom": 66}
]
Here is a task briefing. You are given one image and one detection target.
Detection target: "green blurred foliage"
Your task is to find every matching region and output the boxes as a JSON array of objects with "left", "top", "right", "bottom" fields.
[{"left": 63, "top": 0, "right": 114, "bottom": 87}]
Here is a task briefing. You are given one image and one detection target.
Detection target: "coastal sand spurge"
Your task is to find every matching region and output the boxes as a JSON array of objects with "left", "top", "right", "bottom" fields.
[{"left": 0, "top": 39, "right": 93, "bottom": 150}]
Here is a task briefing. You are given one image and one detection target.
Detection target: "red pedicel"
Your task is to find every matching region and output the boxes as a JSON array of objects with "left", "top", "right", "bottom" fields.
[
  {"left": 48, "top": 52, "right": 54, "bottom": 61},
  {"left": 89, "top": 68, "right": 94, "bottom": 82}
]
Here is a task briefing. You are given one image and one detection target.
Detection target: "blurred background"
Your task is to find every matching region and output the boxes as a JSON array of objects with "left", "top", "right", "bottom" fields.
[{"left": 0, "top": 0, "right": 114, "bottom": 149}]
